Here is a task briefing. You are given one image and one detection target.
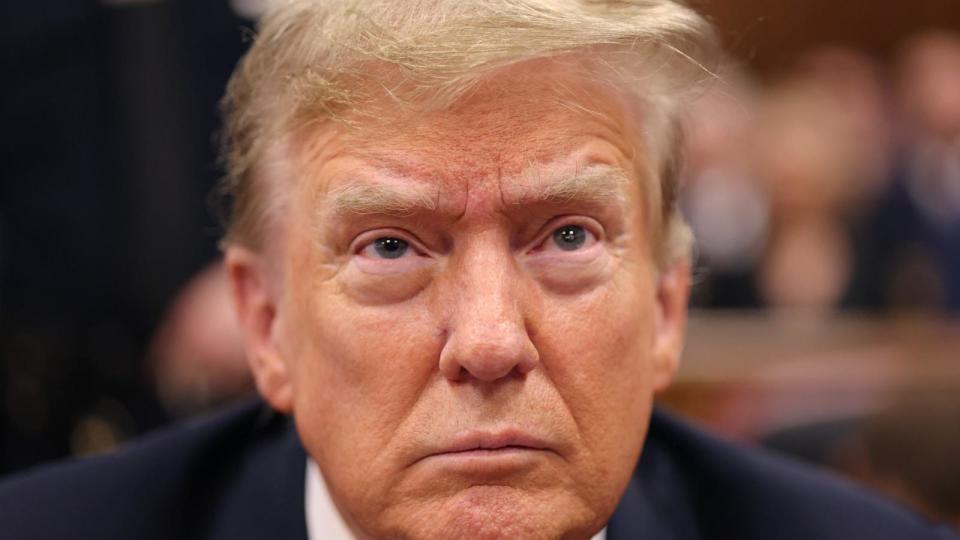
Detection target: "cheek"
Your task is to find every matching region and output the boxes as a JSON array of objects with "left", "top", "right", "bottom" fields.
[
  {"left": 535, "top": 264, "right": 657, "bottom": 462},
  {"left": 299, "top": 299, "right": 437, "bottom": 401},
  {"left": 282, "top": 255, "right": 443, "bottom": 501},
  {"left": 540, "top": 269, "right": 655, "bottom": 386},
  {"left": 283, "top": 229, "right": 438, "bottom": 408}
]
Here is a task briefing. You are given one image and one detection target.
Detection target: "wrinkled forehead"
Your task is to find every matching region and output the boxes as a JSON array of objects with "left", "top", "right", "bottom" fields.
[{"left": 295, "top": 59, "right": 650, "bottom": 201}]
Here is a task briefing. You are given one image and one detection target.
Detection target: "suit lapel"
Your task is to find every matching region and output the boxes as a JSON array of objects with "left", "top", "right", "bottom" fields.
[
  {"left": 209, "top": 408, "right": 310, "bottom": 540},
  {"left": 606, "top": 412, "right": 701, "bottom": 540}
]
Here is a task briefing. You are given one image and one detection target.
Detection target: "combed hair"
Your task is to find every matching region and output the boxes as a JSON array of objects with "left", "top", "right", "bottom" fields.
[{"left": 220, "top": 0, "right": 720, "bottom": 266}]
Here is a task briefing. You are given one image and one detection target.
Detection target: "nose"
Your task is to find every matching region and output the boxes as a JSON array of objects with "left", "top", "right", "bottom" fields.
[{"left": 438, "top": 242, "right": 539, "bottom": 383}]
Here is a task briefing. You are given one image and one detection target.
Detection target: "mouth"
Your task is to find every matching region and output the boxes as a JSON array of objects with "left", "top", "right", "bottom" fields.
[{"left": 414, "top": 429, "right": 557, "bottom": 470}]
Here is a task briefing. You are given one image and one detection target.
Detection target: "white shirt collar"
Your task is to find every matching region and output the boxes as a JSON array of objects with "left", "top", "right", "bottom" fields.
[
  {"left": 305, "top": 458, "right": 355, "bottom": 540},
  {"left": 306, "top": 458, "right": 607, "bottom": 540}
]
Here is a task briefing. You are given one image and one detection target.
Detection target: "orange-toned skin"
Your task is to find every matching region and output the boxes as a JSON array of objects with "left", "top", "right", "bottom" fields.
[{"left": 227, "top": 62, "right": 690, "bottom": 540}]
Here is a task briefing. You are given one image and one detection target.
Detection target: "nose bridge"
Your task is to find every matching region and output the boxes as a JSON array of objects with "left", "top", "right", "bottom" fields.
[
  {"left": 458, "top": 237, "right": 518, "bottom": 324},
  {"left": 438, "top": 233, "right": 539, "bottom": 382}
]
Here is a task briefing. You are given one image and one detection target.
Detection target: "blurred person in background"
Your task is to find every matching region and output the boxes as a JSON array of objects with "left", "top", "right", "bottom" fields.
[
  {"left": 147, "top": 262, "right": 253, "bottom": 417},
  {"left": 749, "top": 48, "right": 894, "bottom": 311},
  {"left": 681, "top": 66, "right": 769, "bottom": 308},
  {"left": 847, "top": 31, "right": 960, "bottom": 312},
  {"left": 682, "top": 47, "right": 899, "bottom": 312}
]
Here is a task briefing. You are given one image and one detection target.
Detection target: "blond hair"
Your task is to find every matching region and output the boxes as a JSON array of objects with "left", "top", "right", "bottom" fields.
[{"left": 220, "top": 0, "right": 719, "bottom": 266}]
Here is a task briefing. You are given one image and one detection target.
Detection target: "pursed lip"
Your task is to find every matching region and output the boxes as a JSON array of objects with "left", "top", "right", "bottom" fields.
[{"left": 413, "top": 429, "right": 555, "bottom": 465}]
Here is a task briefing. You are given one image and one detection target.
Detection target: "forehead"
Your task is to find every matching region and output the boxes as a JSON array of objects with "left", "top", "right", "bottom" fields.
[{"left": 300, "top": 61, "right": 647, "bottom": 208}]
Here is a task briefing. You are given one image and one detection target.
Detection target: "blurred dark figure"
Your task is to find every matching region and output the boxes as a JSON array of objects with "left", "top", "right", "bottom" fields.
[
  {"left": 0, "top": 1, "right": 252, "bottom": 472},
  {"left": 847, "top": 32, "right": 960, "bottom": 312},
  {"left": 856, "top": 393, "right": 960, "bottom": 530},
  {"left": 764, "top": 391, "right": 960, "bottom": 532}
]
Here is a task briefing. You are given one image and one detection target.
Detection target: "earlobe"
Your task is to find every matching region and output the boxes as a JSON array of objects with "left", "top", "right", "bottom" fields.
[
  {"left": 651, "top": 260, "right": 691, "bottom": 392},
  {"left": 225, "top": 246, "right": 294, "bottom": 413}
]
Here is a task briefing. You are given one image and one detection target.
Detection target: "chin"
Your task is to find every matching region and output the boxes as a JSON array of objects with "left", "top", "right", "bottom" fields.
[{"left": 382, "top": 485, "right": 600, "bottom": 540}]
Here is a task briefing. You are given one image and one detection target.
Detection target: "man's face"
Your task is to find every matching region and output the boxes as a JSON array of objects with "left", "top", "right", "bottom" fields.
[{"left": 229, "top": 63, "right": 689, "bottom": 540}]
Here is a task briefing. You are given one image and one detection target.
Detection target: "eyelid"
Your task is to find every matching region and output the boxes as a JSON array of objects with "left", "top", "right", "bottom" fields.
[
  {"left": 527, "top": 216, "right": 604, "bottom": 253},
  {"left": 351, "top": 228, "right": 430, "bottom": 257}
]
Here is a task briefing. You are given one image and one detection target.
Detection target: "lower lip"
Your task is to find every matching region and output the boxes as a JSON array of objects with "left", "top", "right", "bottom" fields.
[{"left": 420, "top": 447, "right": 551, "bottom": 473}]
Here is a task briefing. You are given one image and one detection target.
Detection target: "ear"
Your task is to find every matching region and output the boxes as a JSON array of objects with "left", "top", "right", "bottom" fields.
[
  {"left": 651, "top": 260, "right": 691, "bottom": 392},
  {"left": 225, "top": 246, "right": 293, "bottom": 413}
]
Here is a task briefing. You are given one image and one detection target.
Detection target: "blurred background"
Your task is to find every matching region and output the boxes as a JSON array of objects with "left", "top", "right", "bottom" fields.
[{"left": 1, "top": 0, "right": 958, "bottom": 530}]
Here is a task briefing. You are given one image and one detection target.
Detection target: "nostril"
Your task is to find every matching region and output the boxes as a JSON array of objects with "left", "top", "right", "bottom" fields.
[{"left": 516, "top": 355, "right": 538, "bottom": 375}]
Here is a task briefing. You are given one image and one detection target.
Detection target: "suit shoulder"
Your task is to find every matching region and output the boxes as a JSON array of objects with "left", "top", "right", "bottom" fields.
[
  {"left": 643, "top": 409, "right": 958, "bottom": 540},
  {"left": 0, "top": 401, "right": 297, "bottom": 540}
]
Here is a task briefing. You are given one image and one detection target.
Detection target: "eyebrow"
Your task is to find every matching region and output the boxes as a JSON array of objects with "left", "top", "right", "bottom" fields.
[
  {"left": 328, "top": 181, "right": 439, "bottom": 217},
  {"left": 504, "top": 164, "right": 631, "bottom": 208}
]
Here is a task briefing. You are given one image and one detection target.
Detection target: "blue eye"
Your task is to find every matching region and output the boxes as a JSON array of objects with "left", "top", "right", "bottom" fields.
[
  {"left": 552, "top": 225, "right": 587, "bottom": 251},
  {"left": 372, "top": 237, "right": 409, "bottom": 259}
]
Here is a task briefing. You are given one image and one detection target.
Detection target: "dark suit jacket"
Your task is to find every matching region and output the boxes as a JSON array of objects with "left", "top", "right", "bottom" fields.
[{"left": 0, "top": 401, "right": 955, "bottom": 539}]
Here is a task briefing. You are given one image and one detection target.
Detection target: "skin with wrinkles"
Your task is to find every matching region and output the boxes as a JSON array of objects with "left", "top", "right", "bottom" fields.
[{"left": 226, "top": 60, "right": 691, "bottom": 540}]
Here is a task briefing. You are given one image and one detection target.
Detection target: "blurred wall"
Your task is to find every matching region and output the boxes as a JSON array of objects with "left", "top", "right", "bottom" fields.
[
  {"left": 696, "top": 0, "right": 960, "bottom": 76},
  {"left": 1, "top": 0, "right": 252, "bottom": 472}
]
